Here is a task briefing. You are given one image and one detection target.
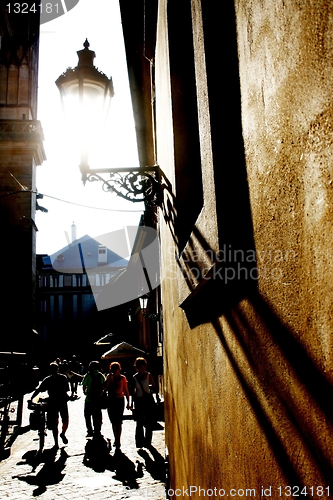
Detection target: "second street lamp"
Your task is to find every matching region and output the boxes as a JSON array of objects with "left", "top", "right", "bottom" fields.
[
  {"left": 139, "top": 294, "right": 149, "bottom": 316},
  {"left": 139, "top": 292, "right": 159, "bottom": 321},
  {"left": 56, "top": 40, "right": 160, "bottom": 207}
]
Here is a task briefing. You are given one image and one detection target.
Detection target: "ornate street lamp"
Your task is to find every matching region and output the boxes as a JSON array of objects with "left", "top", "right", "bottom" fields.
[
  {"left": 139, "top": 292, "right": 159, "bottom": 321},
  {"left": 56, "top": 40, "right": 160, "bottom": 206},
  {"left": 139, "top": 293, "right": 149, "bottom": 316}
]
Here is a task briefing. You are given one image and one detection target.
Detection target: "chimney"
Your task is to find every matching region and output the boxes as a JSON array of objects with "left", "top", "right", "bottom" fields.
[{"left": 71, "top": 222, "right": 77, "bottom": 243}]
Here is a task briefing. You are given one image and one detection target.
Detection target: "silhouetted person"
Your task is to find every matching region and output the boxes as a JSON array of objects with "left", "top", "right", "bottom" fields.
[
  {"left": 131, "top": 357, "right": 158, "bottom": 448},
  {"left": 82, "top": 361, "right": 105, "bottom": 437},
  {"left": 103, "top": 362, "right": 130, "bottom": 451},
  {"left": 68, "top": 355, "right": 81, "bottom": 398},
  {"left": 30, "top": 362, "right": 69, "bottom": 448}
]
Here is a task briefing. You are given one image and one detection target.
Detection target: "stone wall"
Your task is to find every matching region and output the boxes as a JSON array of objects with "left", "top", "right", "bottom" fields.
[{"left": 156, "top": 0, "right": 333, "bottom": 496}]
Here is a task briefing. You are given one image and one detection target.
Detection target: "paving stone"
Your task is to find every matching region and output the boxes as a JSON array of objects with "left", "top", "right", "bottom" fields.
[{"left": 0, "top": 392, "right": 166, "bottom": 499}]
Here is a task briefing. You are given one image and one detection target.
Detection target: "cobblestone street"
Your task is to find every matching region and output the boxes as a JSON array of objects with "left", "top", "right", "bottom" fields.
[{"left": 0, "top": 392, "right": 166, "bottom": 499}]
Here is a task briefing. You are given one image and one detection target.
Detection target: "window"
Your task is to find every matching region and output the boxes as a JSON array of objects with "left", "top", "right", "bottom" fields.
[
  {"left": 73, "top": 295, "right": 78, "bottom": 319},
  {"left": 58, "top": 295, "right": 63, "bottom": 319},
  {"left": 64, "top": 276, "right": 72, "bottom": 287}
]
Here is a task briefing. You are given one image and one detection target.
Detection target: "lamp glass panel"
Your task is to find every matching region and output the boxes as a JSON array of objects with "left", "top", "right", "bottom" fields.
[
  {"left": 139, "top": 295, "right": 149, "bottom": 312},
  {"left": 61, "top": 80, "right": 111, "bottom": 154}
]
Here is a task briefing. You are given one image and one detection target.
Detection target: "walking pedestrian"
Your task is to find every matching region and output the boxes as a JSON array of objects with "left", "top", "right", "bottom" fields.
[
  {"left": 131, "top": 357, "right": 158, "bottom": 448},
  {"left": 59, "top": 359, "right": 69, "bottom": 375},
  {"left": 68, "top": 355, "right": 82, "bottom": 398},
  {"left": 82, "top": 361, "right": 105, "bottom": 437},
  {"left": 103, "top": 362, "right": 130, "bottom": 451},
  {"left": 29, "top": 361, "right": 70, "bottom": 448}
]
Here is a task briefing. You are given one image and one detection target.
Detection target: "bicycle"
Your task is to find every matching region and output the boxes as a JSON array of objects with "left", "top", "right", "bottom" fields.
[{"left": 28, "top": 398, "right": 49, "bottom": 452}]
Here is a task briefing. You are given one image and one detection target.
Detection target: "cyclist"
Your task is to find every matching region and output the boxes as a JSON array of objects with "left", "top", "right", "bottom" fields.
[{"left": 30, "top": 362, "right": 70, "bottom": 448}]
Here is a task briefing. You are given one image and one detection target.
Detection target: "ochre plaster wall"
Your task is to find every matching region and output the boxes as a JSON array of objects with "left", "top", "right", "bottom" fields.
[
  {"left": 157, "top": 0, "right": 333, "bottom": 497},
  {"left": 235, "top": 0, "right": 333, "bottom": 358}
]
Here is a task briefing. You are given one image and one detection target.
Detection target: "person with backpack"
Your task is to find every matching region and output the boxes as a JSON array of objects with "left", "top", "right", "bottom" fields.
[
  {"left": 82, "top": 361, "right": 105, "bottom": 437},
  {"left": 131, "top": 357, "right": 159, "bottom": 448}
]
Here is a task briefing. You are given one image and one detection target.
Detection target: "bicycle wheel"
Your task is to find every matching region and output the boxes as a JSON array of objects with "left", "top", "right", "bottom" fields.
[{"left": 38, "top": 411, "right": 45, "bottom": 451}]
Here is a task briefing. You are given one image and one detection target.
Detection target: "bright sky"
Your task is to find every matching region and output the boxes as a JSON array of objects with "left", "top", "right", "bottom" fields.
[{"left": 36, "top": 0, "right": 143, "bottom": 256}]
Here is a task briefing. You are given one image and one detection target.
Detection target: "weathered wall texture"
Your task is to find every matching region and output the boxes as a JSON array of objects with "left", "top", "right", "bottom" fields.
[
  {"left": 236, "top": 0, "right": 333, "bottom": 355},
  {"left": 156, "top": 0, "right": 333, "bottom": 497}
]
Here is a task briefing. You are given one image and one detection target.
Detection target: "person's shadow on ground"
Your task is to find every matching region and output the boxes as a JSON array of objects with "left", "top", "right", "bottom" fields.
[
  {"left": 82, "top": 435, "right": 141, "bottom": 489},
  {"left": 82, "top": 435, "right": 165, "bottom": 490},
  {"left": 13, "top": 446, "right": 68, "bottom": 496},
  {"left": 137, "top": 445, "right": 166, "bottom": 481},
  {"left": 111, "top": 450, "right": 142, "bottom": 489},
  {"left": 83, "top": 434, "right": 112, "bottom": 472}
]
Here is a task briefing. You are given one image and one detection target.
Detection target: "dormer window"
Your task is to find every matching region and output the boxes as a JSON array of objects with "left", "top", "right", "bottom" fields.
[{"left": 98, "top": 245, "right": 107, "bottom": 263}]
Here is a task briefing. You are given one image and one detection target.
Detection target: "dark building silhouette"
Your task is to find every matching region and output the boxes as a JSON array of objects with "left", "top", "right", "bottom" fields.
[{"left": 0, "top": 4, "right": 45, "bottom": 353}]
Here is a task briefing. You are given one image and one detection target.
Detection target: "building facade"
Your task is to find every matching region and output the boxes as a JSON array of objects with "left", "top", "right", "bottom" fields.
[
  {"left": 120, "top": 0, "right": 333, "bottom": 495},
  {"left": 36, "top": 233, "right": 130, "bottom": 363},
  {"left": 0, "top": 4, "right": 45, "bottom": 353}
]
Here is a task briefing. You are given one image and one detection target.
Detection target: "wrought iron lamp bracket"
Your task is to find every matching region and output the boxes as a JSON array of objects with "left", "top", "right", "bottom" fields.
[{"left": 82, "top": 165, "right": 161, "bottom": 207}]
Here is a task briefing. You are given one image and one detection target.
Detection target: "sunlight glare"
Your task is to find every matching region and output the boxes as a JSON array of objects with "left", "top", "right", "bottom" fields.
[{"left": 36, "top": 0, "right": 143, "bottom": 256}]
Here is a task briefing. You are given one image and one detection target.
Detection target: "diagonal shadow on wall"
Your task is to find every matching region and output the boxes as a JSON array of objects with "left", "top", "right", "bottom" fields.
[{"left": 212, "top": 292, "right": 333, "bottom": 487}]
